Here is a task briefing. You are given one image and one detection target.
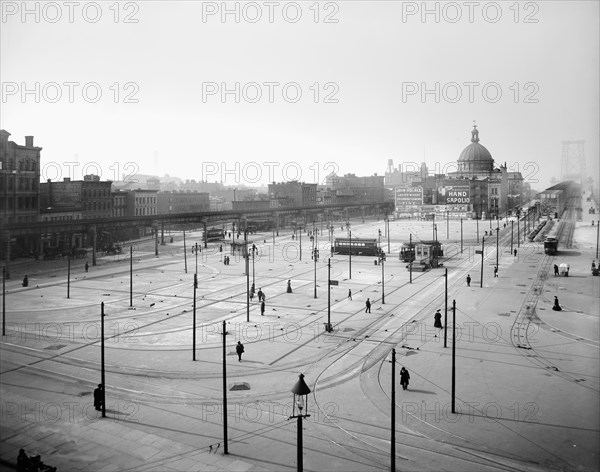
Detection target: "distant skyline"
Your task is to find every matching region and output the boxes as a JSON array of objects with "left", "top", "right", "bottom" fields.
[{"left": 2, "top": 1, "right": 598, "bottom": 190}]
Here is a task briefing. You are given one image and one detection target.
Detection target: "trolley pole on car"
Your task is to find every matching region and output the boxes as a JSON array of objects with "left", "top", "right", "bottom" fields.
[
  {"left": 451, "top": 299, "right": 456, "bottom": 413},
  {"left": 444, "top": 267, "right": 448, "bottom": 348},
  {"left": 222, "top": 320, "right": 229, "bottom": 454},
  {"left": 390, "top": 348, "right": 396, "bottom": 472},
  {"left": 480, "top": 236, "right": 485, "bottom": 288}
]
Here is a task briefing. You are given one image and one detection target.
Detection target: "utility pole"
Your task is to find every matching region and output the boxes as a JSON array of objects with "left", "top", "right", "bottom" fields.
[
  {"left": 511, "top": 220, "right": 514, "bottom": 256},
  {"left": 193, "top": 273, "right": 197, "bottom": 361},
  {"left": 460, "top": 218, "right": 463, "bottom": 254},
  {"left": 245, "top": 231, "right": 250, "bottom": 322},
  {"left": 67, "top": 234, "right": 72, "bottom": 299},
  {"left": 183, "top": 229, "right": 188, "bottom": 274},
  {"left": 409, "top": 233, "right": 413, "bottom": 284},
  {"left": 327, "top": 258, "right": 332, "bottom": 332},
  {"left": 222, "top": 320, "right": 229, "bottom": 454},
  {"left": 101, "top": 302, "right": 106, "bottom": 418},
  {"left": 391, "top": 348, "right": 396, "bottom": 472},
  {"left": 451, "top": 299, "right": 456, "bottom": 413},
  {"left": 444, "top": 267, "right": 448, "bottom": 348},
  {"left": 2, "top": 267, "right": 5, "bottom": 336},
  {"left": 480, "top": 237, "right": 485, "bottom": 288},
  {"left": 495, "top": 226, "right": 499, "bottom": 272},
  {"left": 129, "top": 246, "right": 133, "bottom": 307}
]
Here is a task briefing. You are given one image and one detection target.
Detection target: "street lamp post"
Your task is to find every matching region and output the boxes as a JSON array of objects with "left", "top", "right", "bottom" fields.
[
  {"left": 460, "top": 218, "right": 463, "bottom": 254},
  {"left": 327, "top": 258, "right": 332, "bottom": 332},
  {"left": 222, "top": 320, "right": 229, "bottom": 454},
  {"left": 290, "top": 374, "right": 311, "bottom": 472},
  {"left": 183, "top": 229, "right": 188, "bottom": 274},
  {"left": 245, "top": 231, "right": 250, "bottom": 323}
]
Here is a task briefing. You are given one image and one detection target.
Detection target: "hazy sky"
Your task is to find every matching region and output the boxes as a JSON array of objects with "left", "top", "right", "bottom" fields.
[{"left": 2, "top": 1, "right": 598, "bottom": 190}]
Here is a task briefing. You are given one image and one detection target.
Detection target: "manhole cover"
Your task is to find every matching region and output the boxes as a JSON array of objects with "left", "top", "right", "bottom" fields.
[
  {"left": 44, "top": 344, "right": 67, "bottom": 350},
  {"left": 230, "top": 383, "right": 250, "bottom": 391}
]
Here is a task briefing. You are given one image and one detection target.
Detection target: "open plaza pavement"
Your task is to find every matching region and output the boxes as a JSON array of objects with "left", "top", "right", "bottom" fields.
[{"left": 1, "top": 195, "right": 598, "bottom": 472}]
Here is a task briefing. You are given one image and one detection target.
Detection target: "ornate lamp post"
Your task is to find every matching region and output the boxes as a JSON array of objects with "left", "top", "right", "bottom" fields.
[{"left": 290, "top": 373, "right": 311, "bottom": 472}]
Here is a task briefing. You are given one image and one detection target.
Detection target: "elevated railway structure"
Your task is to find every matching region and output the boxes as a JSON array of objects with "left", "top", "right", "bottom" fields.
[{"left": 1, "top": 201, "right": 393, "bottom": 276}]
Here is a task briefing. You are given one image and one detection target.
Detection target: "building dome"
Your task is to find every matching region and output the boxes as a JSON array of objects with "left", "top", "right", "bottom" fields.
[{"left": 457, "top": 124, "right": 494, "bottom": 173}]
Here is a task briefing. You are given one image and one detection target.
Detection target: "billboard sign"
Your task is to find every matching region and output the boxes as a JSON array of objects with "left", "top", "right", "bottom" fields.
[
  {"left": 395, "top": 186, "right": 423, "bottom": 207},
  {"left": 443, "top": 183, "right": 470, "bottom": 205}
]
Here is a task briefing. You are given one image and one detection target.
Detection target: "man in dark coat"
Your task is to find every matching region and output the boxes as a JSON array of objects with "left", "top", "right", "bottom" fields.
[
  {"left": 93, "top": 384, "right": 103, "bottom": 411},
  {"left": 260, "top": 300, "right": 265, "bottom": 316},
  {"left": 400, "top": 367, "right": 410, "bottom": 390},
  {"left": 434, "top": 310, "right": 443, "bottom": 329},
  {"left": 236, "top": 341, "right": 244, "bottom": 361},
  {"left": 287, "top": 280, "right": 292, "bottom": 293},
  {"left": 552, "top": 296, "right": 562, "bottom": 311},
  {"left": 365, "top": 298, "right": 371, "bottom": 313},
  {"left": 466, "top": 274, "right": 471, "bottom": 287}
]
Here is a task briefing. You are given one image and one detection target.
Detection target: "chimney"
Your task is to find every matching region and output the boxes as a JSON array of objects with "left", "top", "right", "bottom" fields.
[{"left": 25, "top": 136, "right": 34, "bottom": 147}]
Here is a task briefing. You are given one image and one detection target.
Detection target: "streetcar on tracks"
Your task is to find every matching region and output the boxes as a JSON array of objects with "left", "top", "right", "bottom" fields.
[
  {"left": 399, "top": 240, "right": 443, "bottom": 262},
  {"left": 203, "top": 228, "right": 225, "bottom": 242},
  {"left": 544, "top": 237, "right": 559, "bottom": 255},
  {"left": 333, "top": 238, "right": 381, "bottom": 256}
]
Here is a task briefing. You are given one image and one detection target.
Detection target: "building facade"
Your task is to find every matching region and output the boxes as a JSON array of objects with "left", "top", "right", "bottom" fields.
[
  {"left": 0, "top": 130, "right": 42, "bottom": 259},
  {"left": 157, "top": 191, "right": 210, "bottom": 214}
]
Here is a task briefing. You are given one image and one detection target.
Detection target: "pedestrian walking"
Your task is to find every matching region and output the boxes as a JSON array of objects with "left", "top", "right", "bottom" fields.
[
  {"left": 260, "top": 300, "right": 266, "bottom": 316},
  {"left": 466, "top": 274, "right": 471, "bottom": 287},
  {"left": 93, "top": 384, "right": 103, "bottom": 411},
  {"left": 257, "top": 288, "right": 263, "bottom": 302},
  {"left": 85, "top": 262, "right": 89, "bottom": 272},
  {"left": 236, "top": 341, "right": 244, "bottom": 361},
  {"left": 434, "top": 309, "right": 443, "bottom": 329},
  {"left": 554, "top": 264, "right": 559, "bottom": 276},
  {"left": 22, "top": 275, "right": 28, "bottom": 287},
  {"left": 348, "top": 289, "right": 352, "bottom": 300},
  {"left": 514, "top": 249, "right": 517, "bottom": 257},
  {"left": 552, "top": 296, "right": 562, "bottom": 311},
  {"left": 287, "top": 280, "right": 292, "bottom": 293},
  {"left": 566, "top": 264, "right": 570, "bottom": 277},
  {"left": 365, "top": 298, "right": 371, "bottom": 313},
  {"left": 400, "top": 367, "right": 410, "bottom": 390},
  {"left": 494, "top": 266, "right": 498, "bottom": 277}
]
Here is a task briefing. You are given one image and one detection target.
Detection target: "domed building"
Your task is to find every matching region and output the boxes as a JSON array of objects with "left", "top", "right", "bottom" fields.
[
  {"left": 457, "top": 125, "right": 495, "bottom": 175},
  {"left": 444, "top": 124, "right": 525, "bottom": 219}
]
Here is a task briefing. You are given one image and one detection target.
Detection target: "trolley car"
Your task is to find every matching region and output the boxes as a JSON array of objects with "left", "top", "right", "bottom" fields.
[
  {"left": 544, "top": 237, "right": 558, "bottom": 255},
  {"left": 399, "top": 240, "right": 443, "bottom": 262},
  {"left": 333, "top": 238, "right": 381, "bottom": 256},
  {"left": 203, "top": 228, "right": 225, "bottom": 242}
]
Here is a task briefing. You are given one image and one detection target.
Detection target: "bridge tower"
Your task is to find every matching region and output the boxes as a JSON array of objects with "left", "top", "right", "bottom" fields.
[{"left": 561, "top": 140, "right": 586, "bottom": 184}]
